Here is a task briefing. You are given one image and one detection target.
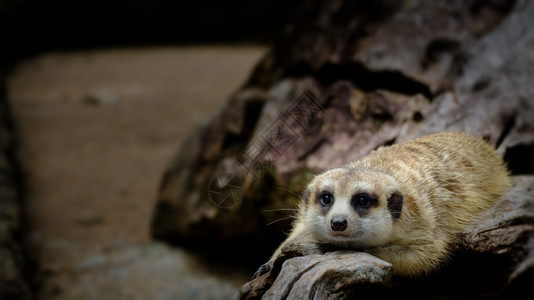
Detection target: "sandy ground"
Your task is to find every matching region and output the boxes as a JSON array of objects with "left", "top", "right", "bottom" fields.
[{"left": 7, "top": 46, "right": 267, "bottom": 299}]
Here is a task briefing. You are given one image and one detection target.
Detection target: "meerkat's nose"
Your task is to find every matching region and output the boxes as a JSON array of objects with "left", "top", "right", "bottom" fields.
[{"left": 331, "top": 218, "right": 347, "bottom": 231}]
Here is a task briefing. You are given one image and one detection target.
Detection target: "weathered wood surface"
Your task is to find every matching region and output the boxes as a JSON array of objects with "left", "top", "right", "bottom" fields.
[{"left": 152, "top": 0, "right": 534, "bottom": 297}]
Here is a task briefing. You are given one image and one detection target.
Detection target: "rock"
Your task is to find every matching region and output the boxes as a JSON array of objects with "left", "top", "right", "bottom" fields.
[{"left": 153, "top": 0, "right": 534, "bottom": 297}]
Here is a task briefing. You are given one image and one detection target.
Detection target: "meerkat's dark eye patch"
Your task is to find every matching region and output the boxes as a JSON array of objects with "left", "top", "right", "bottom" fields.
[
  {"left": 351, "top": 193, "right": 378, "bottom": 216},
  {"left": 387, "top": 191, "right": 403, "bottom": 221}
]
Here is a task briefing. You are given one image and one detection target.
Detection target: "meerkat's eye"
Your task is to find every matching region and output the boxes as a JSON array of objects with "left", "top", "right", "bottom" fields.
[
  {"left": 318, "top": 191, "right": 333, "bottom": 206},
  {"left": 352, "top": 193, "right": 373, "bottom": 208}
]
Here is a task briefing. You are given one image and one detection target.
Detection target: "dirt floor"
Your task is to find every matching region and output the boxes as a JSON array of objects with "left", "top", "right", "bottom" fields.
[{"left": 7, "top": 45, "right": 267, "bottom": 299}]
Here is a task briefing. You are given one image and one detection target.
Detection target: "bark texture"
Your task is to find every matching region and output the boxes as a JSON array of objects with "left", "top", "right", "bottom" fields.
[{"left": 153, "top": 0, "right": 534, "bottom": 297}]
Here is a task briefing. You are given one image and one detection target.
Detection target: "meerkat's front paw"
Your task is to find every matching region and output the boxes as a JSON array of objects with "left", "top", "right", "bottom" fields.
[{"left": 252, "top": 261, "right": 273, "bottom": 279}]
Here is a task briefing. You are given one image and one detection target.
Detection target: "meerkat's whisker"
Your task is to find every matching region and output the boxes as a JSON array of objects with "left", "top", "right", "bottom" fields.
[
  {"left": 267, "top": 216, "right": 295, "bottom": 226},
  {"left": 275, "top": 187, "right": 302, "bottom": 199},
  {"left": 262, "top": 208, "right": 299, "bottom": 213}
]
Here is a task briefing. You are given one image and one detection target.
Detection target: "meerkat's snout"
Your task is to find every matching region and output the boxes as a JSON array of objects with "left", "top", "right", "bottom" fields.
[
  {"left": 331, "top": 218, "right": 347, "bottom": 231},
  {"left": 323, "top": 190, "right": 355, "bottom": 235}
]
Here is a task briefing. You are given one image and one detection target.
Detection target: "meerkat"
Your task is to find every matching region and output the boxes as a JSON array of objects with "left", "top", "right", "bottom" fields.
[{"left": 254, "top": 132, "right": 511, "bottom": 278}]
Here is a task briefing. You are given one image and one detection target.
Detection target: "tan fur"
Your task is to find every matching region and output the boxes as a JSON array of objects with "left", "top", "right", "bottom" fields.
[{"left": 264, "top": 132, "right": 511, "bottom": 277}]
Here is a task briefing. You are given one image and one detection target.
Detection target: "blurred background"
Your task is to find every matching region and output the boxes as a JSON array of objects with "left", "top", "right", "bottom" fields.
[
  {"left": 2, "top": 0, "right": 307, "bottom": 298},
  {"left": 3, "top": 0, "right": 533, "bottom": 299}
]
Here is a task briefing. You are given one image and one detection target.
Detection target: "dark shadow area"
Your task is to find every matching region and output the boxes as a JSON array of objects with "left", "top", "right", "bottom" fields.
[
  {"left": 0, "top": 0, "right": 304, "bottom": 70},
  {"left": 0, "top": 76, "right": 31, "bottom": 299},
  {"left": 282, "top": 61, "right": 434, "bottom": 100},
  {"left": 504, "top": 143, "right": 534, "bottom": 175}
]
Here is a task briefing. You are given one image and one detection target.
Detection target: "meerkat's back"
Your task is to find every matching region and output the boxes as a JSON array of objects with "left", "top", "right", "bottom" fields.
[
  {"left": 357, "top": 132, "right": 511, "bottom": 232},
  {"left": 324, "top": 132, "right": 510, "bottom": 276}
]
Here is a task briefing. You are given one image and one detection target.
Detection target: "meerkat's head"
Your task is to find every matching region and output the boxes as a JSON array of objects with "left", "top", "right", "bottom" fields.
[{"left": 303, "top": 167, "right": 404, "bottom": 248}]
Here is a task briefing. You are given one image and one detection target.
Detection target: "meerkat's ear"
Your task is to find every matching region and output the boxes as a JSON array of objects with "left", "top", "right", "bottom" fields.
[{"left": 387, "top": 190, "right": 403, "bottom": 221}]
